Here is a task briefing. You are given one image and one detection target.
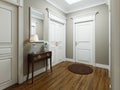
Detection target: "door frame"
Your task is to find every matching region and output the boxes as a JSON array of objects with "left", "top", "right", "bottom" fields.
[
  {"left": 73, "top": 15, "right": 95, "bottom": 66},
  {"left": 18, "top": 6, "right": 24, "bottom": 84},
  {"left": 0, "top": 0, "right": 24, "bottom": 89},
  {"left": 2, "top": 0, "right": 24, "bottom": 84},
  {"left": 47, "top": 11, "right": 66, "bottom": 65}
]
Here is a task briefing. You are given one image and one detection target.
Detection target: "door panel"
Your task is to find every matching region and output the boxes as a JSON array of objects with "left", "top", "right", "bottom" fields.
[
  {"left": 75, "top": 21, "right": 94, "bottom": 65},
  {"left": 0, "top": 8, "right": 11, "bottom": 42},
  {"left": 49, "top": 21, "right": 56, "bottom": 63},
  {"left": 49, "top": 20, "right": 65, "bottom": 65},
  {"left": 0, "top": 1, "right": 17, "bottom": 89},
  {"left": 0, "top": 48, "right": 11, "bottom": 54},
  {"left": 77, "top": 42, "right": 91, "bottom": 49},
  {"left": 76, "top": 50, "right": 91, "bottom": 61},
  {"left": 0, "top": 59, "right": 11, "bottom": 84},
  {"left": 76, "top": 23, "right": 92, "bottom": 41}
]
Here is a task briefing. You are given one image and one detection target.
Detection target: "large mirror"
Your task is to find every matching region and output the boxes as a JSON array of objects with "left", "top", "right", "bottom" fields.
[{"left": 29, "top": 7, "right": 44, "bottom": 42}]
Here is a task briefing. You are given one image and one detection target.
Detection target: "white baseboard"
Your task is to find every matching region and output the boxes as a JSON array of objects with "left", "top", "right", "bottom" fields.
[
  {"left": 0, "top": 80, "right": 17, "bottom": 90},
  {"left": 96, "top": 63, "right": 110, "bottom": 77},
  {"left": 52, "top": 59, "right": 64, "bottom": 66},
  {"left": 95, "top": 63, "right": 109, "bottom": 70},
  {"left": 23, "top": 59, "right": 65, "bottom": 82},
  {"left": 23, "top": 67, "right": 46, "bottom": 81},
  {"left": 65, "top": 58, "right": 75, "bottom": 62},
  {"left": 65, "top": 58, "right": 110, "bottom": 70},
  {"left": 23, "top": 60, "right": 109, "bottom": 82}
]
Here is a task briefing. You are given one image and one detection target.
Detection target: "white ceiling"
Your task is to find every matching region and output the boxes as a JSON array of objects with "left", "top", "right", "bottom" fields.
[{"left": 46, "top": 0, "right": 107, "bottom": 13}]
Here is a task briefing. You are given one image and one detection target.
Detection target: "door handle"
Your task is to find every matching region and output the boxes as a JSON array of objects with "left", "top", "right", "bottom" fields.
[
  {"left": 75, "top": 41, "right": 77, "bottom": 46},
  {"left": 56, "top": 42, "right": 58, "bottom": 46}
]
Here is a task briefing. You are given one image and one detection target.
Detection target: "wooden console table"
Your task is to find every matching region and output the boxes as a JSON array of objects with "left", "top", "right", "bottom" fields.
[{"left": 26, "top": 51, "right": 52, "bottom": 83}]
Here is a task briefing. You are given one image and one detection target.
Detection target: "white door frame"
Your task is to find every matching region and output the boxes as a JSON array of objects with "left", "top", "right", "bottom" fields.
[
  {"left": 107, "top": 0, "right": 111, "bottom": 77},
  {"left": 18, "top": 6, "right": 24, "bottom": 84},
  {"left": 1, "top": 0, "right": 24, "bottom": 84},
  {"left": 47, "top": 11, "right": 66, "bottom": 65},
  {"left": 73, "top": 15, "right": 95, "bottom": 66},
  {"left": 0, "top": 1, "right": 23, "bottom": 89}
]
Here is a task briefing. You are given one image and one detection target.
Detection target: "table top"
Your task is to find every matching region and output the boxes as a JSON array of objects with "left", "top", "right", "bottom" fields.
[{"left": 28, "top": 51, "right": 52, "bottom": 55}]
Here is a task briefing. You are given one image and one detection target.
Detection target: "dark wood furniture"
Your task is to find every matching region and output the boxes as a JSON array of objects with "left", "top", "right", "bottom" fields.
[{"left": 26, "top": 51, "right": 52, "bottom": 83}]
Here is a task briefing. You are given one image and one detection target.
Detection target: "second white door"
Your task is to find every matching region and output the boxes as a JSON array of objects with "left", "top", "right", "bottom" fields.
[
  {"left": 49, "top": 20, "right": 65, "bottom": 65},
  {"left": 75, "top": 20, "right": 95, "bottom": 65}
]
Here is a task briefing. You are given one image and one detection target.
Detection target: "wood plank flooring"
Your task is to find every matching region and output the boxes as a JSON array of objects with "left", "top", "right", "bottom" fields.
[{"left": 5, "top": 61, "right": 110, "bottom": 90}]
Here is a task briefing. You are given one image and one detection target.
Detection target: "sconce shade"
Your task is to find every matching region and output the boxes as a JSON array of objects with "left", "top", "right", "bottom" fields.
[{"left": 30, "top": 34, "right": 39, "bottom": 42}]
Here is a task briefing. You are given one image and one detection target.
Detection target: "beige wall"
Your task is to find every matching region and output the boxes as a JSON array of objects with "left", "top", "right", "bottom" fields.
[
  {"left": 66, "top": 4, "right": 109, "bottom": 65},
  {"left": 24, "top": 0, "right": 66, "bottom": 75},
  {"left": 24, "top": 0, "right": 109, "bottom": 75}
]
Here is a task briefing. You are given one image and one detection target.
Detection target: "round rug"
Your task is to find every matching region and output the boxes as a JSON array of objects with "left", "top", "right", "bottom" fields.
[{"left": 68, "top": 63, "right": 93, "bottom": 75}]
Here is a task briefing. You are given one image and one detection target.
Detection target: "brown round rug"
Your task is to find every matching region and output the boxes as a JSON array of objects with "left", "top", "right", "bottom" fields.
[{"left": 68, "top": 63, "right": 93, "bottom": 75}]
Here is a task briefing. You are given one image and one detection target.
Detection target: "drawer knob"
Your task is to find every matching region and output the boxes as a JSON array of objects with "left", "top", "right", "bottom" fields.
[
  {"left": 47, "top": 54, "right": 50, "bottom": 56},
  {"left": 38, "top": 55, "right": 41, "bottom": 59}
]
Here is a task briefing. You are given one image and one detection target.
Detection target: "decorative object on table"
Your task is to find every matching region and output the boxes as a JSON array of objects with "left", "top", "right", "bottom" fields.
[
  {"left": 44, "top": 41, "right": 49, "bottom": 51},
  {"left": 68, "top": 63, "right": 93, "bottom": 75},
  {"left": 29, "top": 34, "right": 39, "bottom": 54},
  {"left": 30, "top": 34, "right": 39, "bottom": 42}
]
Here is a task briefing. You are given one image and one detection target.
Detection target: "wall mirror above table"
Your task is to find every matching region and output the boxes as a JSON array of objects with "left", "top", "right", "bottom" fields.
[{"left": 29, "top": 7, "right": 44, "bottom": 43}]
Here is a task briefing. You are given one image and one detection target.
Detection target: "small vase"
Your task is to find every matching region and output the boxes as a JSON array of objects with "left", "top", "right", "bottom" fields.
[{"left": 44, "top": 42, "right": 48, "bottom": 51}]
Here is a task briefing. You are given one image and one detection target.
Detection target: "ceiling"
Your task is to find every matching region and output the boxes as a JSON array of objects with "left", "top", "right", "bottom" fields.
[{"left": 46, "top": 0, "right": 107, "bottom": 13}]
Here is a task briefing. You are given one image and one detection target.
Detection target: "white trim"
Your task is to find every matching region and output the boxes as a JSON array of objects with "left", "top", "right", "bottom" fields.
[
  {"left": 23, "top": 59, "right": 66, "bottom": 82},
  {"left": 66, "top": 2, "right": 106, "bottom": 13},
  {"left": 46, "top": 0, "right": 66, "bottom": 13},
  {"left": 18, "top": 6, "right": 24, "bottom": 84},
  {"left": 65, "top": 58, "right": 75, "bottom": 62},
  {"left": 65, "top": 58, "right": 109, "bottom": 70},
  {"left": 19, "top": 0, "right": 23, "bottom": 6},
  {"left": 30, "top": 7, "right": 44, "bottom": 20},
  {"left": 92, "top": 16, "right": 96, "bottom": 66},
  {"left": 48, "top": 11, "right": 66, "bottom": 24},
  {"left": 0, "top": 80, "right": 17, "bottom": 90},
  {"left": 71, "top": 11, "right": 98, "bottom": 20},
  {"left": 95, "top": 63, "right": 109, "bottom": 70},
  {"left": 46, "top": 0, "right": 106, "bottom": 14},
  {"left": 2, "top": 0, "right": 23, "bottom": 6},
  {"left": 73, "top": 15, "right": 96, "bottom": 66},
  {"left": 73, "top": 19, "right": 76, "bottom": 61},
  {"left": 108, "top": 1, "right": 111, "bottom": 77},
  {"left": 2, "top": 0, "right": 19, "bottom": 6},
  {"left": 52, "top": 59, "right": 64, "bottom": 66},
  {"left": 73, "top": 15, "right": 95, "bottom": 23},
  {"left": 105, "top": 0, "right": 110, "bottom": 6},
  {"left": 64, "top": 22, "right": 66, "bottom": 60},
  {"left": 23, "top": 67, "right": 46, "bottom": 81}
]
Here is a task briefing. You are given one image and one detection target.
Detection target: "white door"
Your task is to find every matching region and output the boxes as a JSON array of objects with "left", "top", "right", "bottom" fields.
[
  {"left": 75, "top": 21, "right": 95, "bottom": 65},
  {"left": 0, "top": 1, "right": 18, "bottom": 89},
  {"left": 49, "top": 20, "right": 65, "bottom": 65}
]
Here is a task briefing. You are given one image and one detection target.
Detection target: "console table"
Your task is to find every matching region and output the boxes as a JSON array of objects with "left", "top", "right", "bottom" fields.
[{"left": 26, "top": 51, "right": 52, "bottom": 83}]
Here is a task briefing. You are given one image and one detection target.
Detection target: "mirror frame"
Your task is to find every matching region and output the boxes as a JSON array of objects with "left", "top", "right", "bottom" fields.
[{"left": 29, "top": 7, "right": 44, "bottom": 43}]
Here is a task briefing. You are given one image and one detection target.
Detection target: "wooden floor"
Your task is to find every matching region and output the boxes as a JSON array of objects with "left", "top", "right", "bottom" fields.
[{"left": 5, "top": 61, "right": 110, "bottom": 90}]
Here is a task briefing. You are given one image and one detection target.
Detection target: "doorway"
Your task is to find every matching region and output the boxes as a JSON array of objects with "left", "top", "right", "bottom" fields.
[
  {"left": 73, "top": 16, "right": 95, "bottom": 65},
  {"left": 49, "top": 19, "right": 66, "bottom": 65},
  {"left": 0, "top": 1, "right": 18, "bottom": 89}
]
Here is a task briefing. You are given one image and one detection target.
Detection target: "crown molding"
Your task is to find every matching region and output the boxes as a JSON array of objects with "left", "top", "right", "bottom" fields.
[
  {"left": 66, "top": 1, "right": 107, "bottom": 13},
  {"left": 46, "top": 0, "right": 66, "bottom": 13},
  {"left": 46, "top": 0, "right": 107, "bottom": 14}
]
